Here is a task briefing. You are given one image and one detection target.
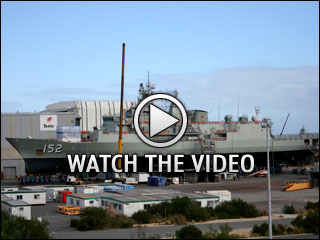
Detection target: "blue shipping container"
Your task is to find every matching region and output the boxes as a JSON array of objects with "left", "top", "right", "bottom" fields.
[
  {"left": 104, "top": 186, "right": 122, "bottom": 191},
  {"left": 115, "top": 184, "right": 134, "bottom": 190},
  {"left": 148, "top": 176, "right": 166, "bottom": 186}
]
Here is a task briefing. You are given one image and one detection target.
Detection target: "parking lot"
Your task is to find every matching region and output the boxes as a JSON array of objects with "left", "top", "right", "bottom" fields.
[{"left": 20, "top": 173, "right": 318, "bottom": 235}]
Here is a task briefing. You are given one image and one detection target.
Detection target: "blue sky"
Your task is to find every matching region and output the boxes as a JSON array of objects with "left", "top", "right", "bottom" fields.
[{"left": 1, "top": 1, "right": 319, "bottom": 134}]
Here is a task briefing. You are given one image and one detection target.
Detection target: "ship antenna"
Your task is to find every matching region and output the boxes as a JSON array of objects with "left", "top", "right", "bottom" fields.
[{"left": 118, "top": 43, "right": 126, "bottom": 172}]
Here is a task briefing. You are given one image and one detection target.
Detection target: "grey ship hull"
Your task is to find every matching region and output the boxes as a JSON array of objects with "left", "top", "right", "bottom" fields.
[{"left": 6, "top": 131, "right": 317, "bottom": 174}]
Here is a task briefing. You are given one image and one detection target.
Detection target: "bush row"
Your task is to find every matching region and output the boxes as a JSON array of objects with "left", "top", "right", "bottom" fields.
[
  {"left": 1, "top": 211, "right": 51, "bottom": 239},
  {"left": 70, "top": 207, "right": 134, "bottom": 231},
  {"left": 132, "top": 197, "right": 262, "bottom": 224},
  {"left": 252, "top": 202, "right": 319, "bottom": 236},
  {"left": 175, "top": 224, "right": 240, "bottom": 239}
]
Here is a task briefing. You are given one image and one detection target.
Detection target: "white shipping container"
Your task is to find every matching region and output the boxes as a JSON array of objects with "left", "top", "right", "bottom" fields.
[
  {"left": 131, "top": 173, "right": 150, "bottom": 183},
  {"left": 206, "top": 190, "right": 231, "bottom": 203},
  {"left": 66, "top": 194, "right": 100, "bottom": 208},
  {"left": 1, "top": 200, "right": 31, "bottom": 220},
  {"left": 77, "top": 187, "right": 97, "bottom": 194},
  {"left": 172, "top": 177, "right": 179, "bottom": 184}
]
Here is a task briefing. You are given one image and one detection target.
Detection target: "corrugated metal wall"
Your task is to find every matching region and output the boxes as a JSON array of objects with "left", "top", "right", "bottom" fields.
[{"left": 1, "top": 100, "right": 136, "bottom": 178}]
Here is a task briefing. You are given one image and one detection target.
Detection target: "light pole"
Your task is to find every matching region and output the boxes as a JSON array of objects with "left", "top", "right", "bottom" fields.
[
  {"left": 264, "top": 118, "right": 272, "bottom": 239},
  {"left": 255, "top": 107, "right": 260, "bottom": 121}
]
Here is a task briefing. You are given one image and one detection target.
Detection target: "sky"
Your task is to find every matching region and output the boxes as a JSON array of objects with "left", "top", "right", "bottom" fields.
[{"left": 1, "top": 1, "right": 319, "bottom": 134}]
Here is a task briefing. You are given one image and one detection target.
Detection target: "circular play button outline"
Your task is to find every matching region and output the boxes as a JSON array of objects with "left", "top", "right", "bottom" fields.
[{"left": 133, "top": 93, "right": 188, "bottom": 148}]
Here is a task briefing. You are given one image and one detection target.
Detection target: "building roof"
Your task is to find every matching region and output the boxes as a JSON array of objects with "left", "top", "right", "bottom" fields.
[
  {"left": 97, "top": 189, "right": 219, "bottom": 204},
  {"left": 68, "top": 193, "right": 98, "bottom": 200},
  {"left": 1, "top": 190, "right": 46, "bottom": 194},
  {"left": 1, "top": 186, "right": 19, "bottom": 189},
  {"left": 1, "top": 195, "right": 13, "bottom": 201},
  {"left": 43, "top": 185, "right": 74, "bottom": 188},
  {"left": 2, "top": 200, "right": 30, "bottom": 207}
]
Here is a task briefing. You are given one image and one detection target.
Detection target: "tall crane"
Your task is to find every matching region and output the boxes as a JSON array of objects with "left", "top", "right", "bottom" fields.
[{"left": 280, "top": 113, "right": 290, "bottom": 135}]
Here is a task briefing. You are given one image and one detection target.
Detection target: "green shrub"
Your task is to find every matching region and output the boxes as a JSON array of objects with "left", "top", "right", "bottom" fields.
[
  {"left": 176, "top": 225, "right": 203, "bottom": 239},
  {"left": 292, "top": 210, "right": 319, "bottom": 234},
  {"left": 251, "top": 220, "right": 318, "bottom": 237},
  {"left": 213, "top": 199, "right": 260, "bottom": 219},
  {"left": 252, "top": 222, "right": 269, "bottom": 236},
  {"left": 203, "top": 224, "right": 240, "bottom": 239},
  {"left": 1, "top": 211, "right": 51, "bottom": 239},
  {"left": 132, "top": 210, "right": 153, "bottom": 224},
  {"left": 70, "top": 218, "right": 79, "bottom": 228},
  {"left": 75, "top": 207, "right": 134, "bottom": 231},
  {"left": 77, "top": 207, "right": 109, "bottom": 231},
  {"left": 283, "top": 204, "right": 297, "bottom": 214},
  {"left": 305, "top": 201, "right": 319, "bottom": 211},
  {"left": 144, "top": 197, "right": 214, "bottom": 222},
  {"left": 166, "top": 214, "right": 187, "bottom": 225},
  {"left": 272, "top": 224, "right": 287, "bottom": 235},
  {"left": 110, "top": 215, "right": 134, "bottom": 228}
]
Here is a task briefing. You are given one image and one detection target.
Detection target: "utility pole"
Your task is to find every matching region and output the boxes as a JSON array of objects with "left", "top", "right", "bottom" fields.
[
  {"left": 255, "top": 107, "right": 260, "bottom": 121},
  {"left": 265, "top": 118, "right": 272, "bottom": 239},
  {"left": 118, "top": 43, "right": 125, "bottom": 171}
]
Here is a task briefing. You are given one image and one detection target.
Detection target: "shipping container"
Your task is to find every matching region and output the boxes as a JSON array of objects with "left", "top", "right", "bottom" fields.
[
  {"left": 148, "top": 176, "right": 166, "bottom": 186},
  {"left": 115, "top": 184, "right": 134, "bottom": 190}
]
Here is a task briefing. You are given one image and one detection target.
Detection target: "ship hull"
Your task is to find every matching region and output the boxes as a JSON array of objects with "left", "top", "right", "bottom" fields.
[{"left": 7, "top": 137, "right": 315, "bottom": 174}]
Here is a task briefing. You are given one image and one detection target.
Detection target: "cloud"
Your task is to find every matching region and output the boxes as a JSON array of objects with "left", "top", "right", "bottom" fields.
[
  {"left": 4, "top": 65, "right": 319, "bottom": 134},
  {"left": 1, "top": 101, "right": 24, "bottom": 112},
  {"left": 142, "top": 65, "right": 319, "bottom": 133}
]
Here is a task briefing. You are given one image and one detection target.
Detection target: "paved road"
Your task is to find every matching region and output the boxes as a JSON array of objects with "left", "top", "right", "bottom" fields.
[
  {"left": 51, "top": 216, "right": 297, "bottom": 239},
  {"left": 250, "top": 234, "right": 319, "bottom": 239}
]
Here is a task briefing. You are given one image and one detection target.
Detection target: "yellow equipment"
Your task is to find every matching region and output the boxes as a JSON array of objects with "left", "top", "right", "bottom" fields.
[
  {"left": 72, "top": 180, "right": 86, "bottom": 185},
  {"left": 283, "top": 182, "right": 311, "bottom": 192},
  {"left": 57, "top": 205, "right": 81, "bottom": 215}
]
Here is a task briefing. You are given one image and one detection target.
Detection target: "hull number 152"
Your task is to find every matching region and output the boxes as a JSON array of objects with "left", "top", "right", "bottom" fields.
[{"left": 43, "top": 144, "right": 63, "bottom": 153}]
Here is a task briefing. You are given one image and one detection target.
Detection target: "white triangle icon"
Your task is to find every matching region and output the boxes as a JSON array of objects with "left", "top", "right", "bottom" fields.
[{"left": 149, "top": 104, "right": 179, "bottom": 137}]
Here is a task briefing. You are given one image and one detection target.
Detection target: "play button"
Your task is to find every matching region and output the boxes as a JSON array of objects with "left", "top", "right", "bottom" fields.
[
  {"left": 149, "top": 104, "right": 179, "bottom": 137},
  {"left": 133, "top": 93, "right": 188, "bottom": 148}
]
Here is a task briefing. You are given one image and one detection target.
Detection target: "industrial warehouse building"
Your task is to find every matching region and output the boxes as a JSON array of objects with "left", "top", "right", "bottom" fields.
[
  {"left": 66, "top": 189, "right": 224, "bottom": 217},
  {"left": 1, "top": 100, "right": 135, "bottom": 178}
]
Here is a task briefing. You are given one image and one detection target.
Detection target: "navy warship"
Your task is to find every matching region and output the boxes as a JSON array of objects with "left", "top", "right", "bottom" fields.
[{"left": 6, "top": 80, "right": 319, "bottom": 175}]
